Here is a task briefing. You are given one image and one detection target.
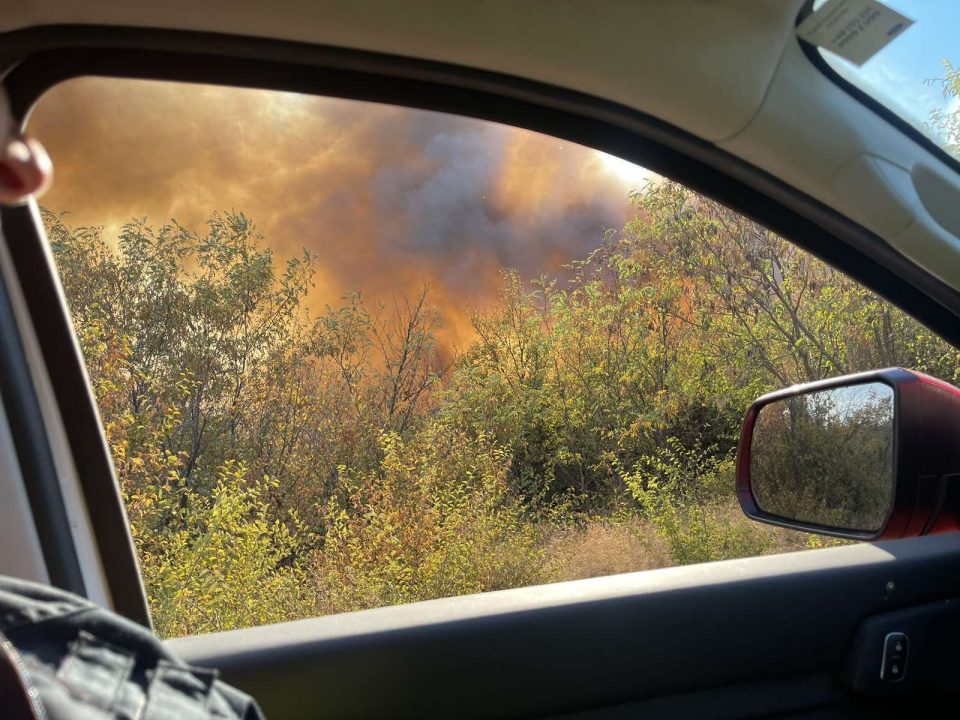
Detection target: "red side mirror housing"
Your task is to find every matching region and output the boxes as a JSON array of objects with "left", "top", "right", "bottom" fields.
[{"left": 737, "top": 368, "right": 960, "bottom": 541}]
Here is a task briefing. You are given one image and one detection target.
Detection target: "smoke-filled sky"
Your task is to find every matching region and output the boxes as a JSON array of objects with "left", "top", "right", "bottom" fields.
[{"left": 28, "top": 77, "right": 654, "bottom": 351}]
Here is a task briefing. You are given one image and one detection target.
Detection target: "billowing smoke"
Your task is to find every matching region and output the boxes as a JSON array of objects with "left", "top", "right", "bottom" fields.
[{"left": 28, "top": 77, "right": 652, "bottom": 351}]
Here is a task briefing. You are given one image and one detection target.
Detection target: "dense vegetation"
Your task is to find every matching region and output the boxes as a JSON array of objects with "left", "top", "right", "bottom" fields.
[
  {"left": 39, "top": 53, "right": 959, "bottom": 639},
  {"left": 46, "top": 177, "right": 960, "bottom": 637}
]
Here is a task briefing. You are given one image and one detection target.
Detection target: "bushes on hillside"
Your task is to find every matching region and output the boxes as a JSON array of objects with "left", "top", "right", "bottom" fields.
[
  {"left": 314, "top": 422, "right": 542, "bottom": 613},
  {"left": 44, "top": 177, "right": 960, "bottom": 636}
]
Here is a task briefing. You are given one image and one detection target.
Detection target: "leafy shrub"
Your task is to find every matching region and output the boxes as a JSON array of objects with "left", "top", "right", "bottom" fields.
[
  {"left": 624, "top": 439, "right": 772, "bottom": 565},
  {"left": 142, "top": 463, "right": 315, "bottom": 638},
  {"left": 314, "top": 421, "right": 543, "bottom": 613}
]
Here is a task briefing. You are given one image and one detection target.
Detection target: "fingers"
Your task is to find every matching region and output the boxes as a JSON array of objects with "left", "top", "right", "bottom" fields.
[
  {"left": 0, "top": 135, "right": 53, "bottom": 205},
  {"left": 1, "top": 87, "right": 53, "bottom": 205}
]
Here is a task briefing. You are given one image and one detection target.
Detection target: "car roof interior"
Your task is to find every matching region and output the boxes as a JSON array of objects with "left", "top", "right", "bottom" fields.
[{"left": 3, "top": 0, "right": 960, "bottom": 300}]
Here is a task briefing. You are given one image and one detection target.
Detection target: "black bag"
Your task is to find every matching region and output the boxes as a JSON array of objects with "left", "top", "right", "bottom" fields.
[{"left": 0, "top": 576, "right": 265, "bottom": 719}]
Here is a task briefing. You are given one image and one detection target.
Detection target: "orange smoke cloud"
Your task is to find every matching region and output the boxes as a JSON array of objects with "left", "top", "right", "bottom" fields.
[{"left": 28, "top": 77, "right": 650, "bottom": 352}]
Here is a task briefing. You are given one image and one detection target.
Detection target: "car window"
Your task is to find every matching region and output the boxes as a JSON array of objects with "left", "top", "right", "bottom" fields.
[
  {"left": 802, "top": 0, "right": 960, "bottom": 165},
  {"left": 29, "top": 77, "right": 960, "bottom": 638}
]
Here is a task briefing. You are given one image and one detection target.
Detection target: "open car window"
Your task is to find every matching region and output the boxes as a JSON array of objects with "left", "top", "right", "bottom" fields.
[{"left": 28, "top": 76, "right": 960, "bottom": 638}]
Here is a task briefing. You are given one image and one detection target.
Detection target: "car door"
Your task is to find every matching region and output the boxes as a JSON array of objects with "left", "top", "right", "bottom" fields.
[{"left": 2, "top": 12, "right": 960, "bottom": 720}]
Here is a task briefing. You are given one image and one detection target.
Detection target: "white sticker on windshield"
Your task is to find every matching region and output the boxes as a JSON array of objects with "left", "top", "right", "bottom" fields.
[{"left": 797, "top": 0, "right": 913, "bottom": 66}]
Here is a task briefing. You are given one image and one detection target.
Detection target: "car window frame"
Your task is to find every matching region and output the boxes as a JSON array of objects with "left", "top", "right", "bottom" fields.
[{"left": 4, "top": 23, "right": 960, "bottom": 628}]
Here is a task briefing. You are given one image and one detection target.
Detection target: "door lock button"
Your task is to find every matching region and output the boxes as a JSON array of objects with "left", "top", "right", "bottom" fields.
[{"left": 881, "top": 632, "right": 908, "bottom": 682}]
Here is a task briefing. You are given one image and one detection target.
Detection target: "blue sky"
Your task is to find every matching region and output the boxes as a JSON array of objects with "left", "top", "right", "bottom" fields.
[{"left": 815, "top": 0, "right": 959, "bottom": 147}]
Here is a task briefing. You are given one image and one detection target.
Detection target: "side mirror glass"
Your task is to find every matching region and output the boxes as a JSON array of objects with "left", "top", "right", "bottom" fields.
[
  {"left": 737, "top": 368, "right": 960, "bottom": 540},
  {"left": 750, "top": 383, "right": 894, "bottom": 533}
]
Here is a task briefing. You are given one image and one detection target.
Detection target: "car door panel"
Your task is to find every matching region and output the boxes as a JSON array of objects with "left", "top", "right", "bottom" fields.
[{"left": 168, "top": 535, "right": 960, "bottom": 718}]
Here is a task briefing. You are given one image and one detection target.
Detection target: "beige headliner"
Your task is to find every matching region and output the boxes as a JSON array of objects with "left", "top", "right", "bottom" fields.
[
  {"left": 1, "top": 0, "right": 800, "bottom": 142},
  {"left": 3, "top": 0, "right": 960, "bottom": 291}
]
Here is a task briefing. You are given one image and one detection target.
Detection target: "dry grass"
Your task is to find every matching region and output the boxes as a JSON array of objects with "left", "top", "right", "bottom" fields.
[
  {"left": 760, "top": 523, "right": 853, "bottom": 553},
  {"left": 541, "top": 508, "right": 850, "bottom": 585},
  {"left": 544, "top": 517, "right": 672, "bottom": 582}
]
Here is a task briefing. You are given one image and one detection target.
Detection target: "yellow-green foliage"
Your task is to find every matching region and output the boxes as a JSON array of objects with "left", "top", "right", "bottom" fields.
[
  {"left": 143, "top": 463, "right": 315, "bottom": 638},
  {"left": 625, "top": 439, "right": 773, "bottom": 565},
  {"left": 315, "top": 422, "right": 542, "bottom": 614}
]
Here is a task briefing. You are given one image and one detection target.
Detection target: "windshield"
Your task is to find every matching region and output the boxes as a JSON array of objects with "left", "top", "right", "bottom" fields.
[{"left": 807, "top": 0, "right": 959, "bottom": 163}]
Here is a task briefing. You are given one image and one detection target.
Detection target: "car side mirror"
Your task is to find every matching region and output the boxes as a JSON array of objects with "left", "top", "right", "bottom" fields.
[{"left": 737, "top": 368, "right": 960, "bottom": 541}]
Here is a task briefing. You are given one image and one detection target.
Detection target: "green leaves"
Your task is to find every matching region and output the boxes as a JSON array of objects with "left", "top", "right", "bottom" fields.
[
  {"left": 44, "top": 159, "right": 960, "bottom": 633},
  {"left": 143, "top": 463, "right": 315, "bottom": 637},
  {"left": 315, "top": 423, "right": 540, "bottom": 613}
]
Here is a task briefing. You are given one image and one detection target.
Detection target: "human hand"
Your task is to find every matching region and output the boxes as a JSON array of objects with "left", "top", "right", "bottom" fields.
[{"left": 0, "top": 90, "right": 52, "bottom": 205}]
